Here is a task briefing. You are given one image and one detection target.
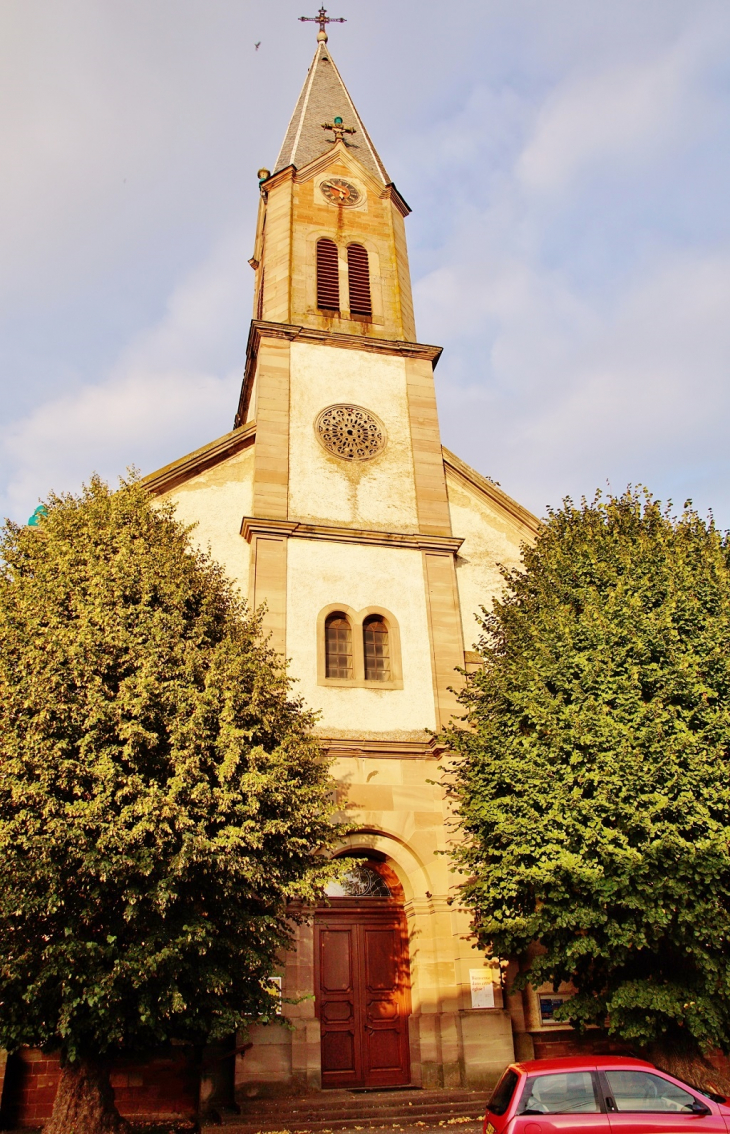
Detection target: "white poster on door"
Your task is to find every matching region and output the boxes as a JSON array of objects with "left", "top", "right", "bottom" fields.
[{"left": 470, "top": 968, "right": 495, "bottom": 1009}]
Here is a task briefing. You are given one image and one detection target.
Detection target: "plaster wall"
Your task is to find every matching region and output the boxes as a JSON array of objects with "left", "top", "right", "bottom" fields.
[
  {"left": 158, "top": 446, "right": 254, "bottom": 601},
  {"left": 446, "top": 470, "right": 528, "bottom": 651},
  {"left": 288, "top": 341, "right": 420, "bottom": 533},
  {"left": 285, "top": 538, "right": 436, "bottom": 734}
]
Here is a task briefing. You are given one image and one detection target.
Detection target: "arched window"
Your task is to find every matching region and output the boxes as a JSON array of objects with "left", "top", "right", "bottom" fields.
[
  {"left": 347, "top": 243, "right": 372, "bottom": 317},
  {"left": 325, "top": 612, "right": 352, "bottom": 678},
  {"left": 316, "top": 238, "right": 340, "bottom": 311},
  {"left": 363, "top": 615, "right": 390, "bottom": 681},
  {"left": 325, "top": 862, "right": 391, "bottom": 898}
]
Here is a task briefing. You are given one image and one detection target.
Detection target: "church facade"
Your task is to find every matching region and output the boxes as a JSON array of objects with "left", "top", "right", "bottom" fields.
[{"left": 143, "top": 31, "right": 543, "bottom": 1101}]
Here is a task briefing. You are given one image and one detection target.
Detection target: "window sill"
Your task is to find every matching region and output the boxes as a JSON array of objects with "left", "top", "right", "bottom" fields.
[{"left": 319, "top": 677, "right": 404, "bottom": 691}]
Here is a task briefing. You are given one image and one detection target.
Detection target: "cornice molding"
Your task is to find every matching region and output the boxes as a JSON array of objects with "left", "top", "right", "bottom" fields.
[
  {"left": 294, "top": 144, "right": 386, "bottom": 194},
  {"left": 234, "top": 320, "right": 443, "bottom": 427},
  {"left": 442, "top": 446, "right": 540, "bottom": 537},
  {"left": 142, "top": 422, "right": 256, "bottom": 496},
  {"left": 381, "top": 183, "right": 411, "bottom": 218},
  {"left": 240, "top": 515, "right": 464, "bottom": 554}
]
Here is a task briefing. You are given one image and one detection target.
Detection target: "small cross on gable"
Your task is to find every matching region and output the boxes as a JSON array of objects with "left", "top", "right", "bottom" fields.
[{"left": 322, "top": 116, "right": 356, "bottom": 145}]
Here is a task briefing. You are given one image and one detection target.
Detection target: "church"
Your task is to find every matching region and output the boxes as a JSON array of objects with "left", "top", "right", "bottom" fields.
[{"left": 141, "top": 14, "right": 547, "bottom": 1104}]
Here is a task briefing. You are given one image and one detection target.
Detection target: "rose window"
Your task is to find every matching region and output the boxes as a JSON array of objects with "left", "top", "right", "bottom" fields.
[{"left": 315, "top": 404, "right": 386, "bottom": 461}]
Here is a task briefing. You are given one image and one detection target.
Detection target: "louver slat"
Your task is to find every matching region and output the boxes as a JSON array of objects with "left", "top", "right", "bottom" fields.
[
  {"left": 347, "top": 243, "right": 372, "bottom": 318},
  {"left": 317, "top": 239, "right": 340, "bottom": 311}
]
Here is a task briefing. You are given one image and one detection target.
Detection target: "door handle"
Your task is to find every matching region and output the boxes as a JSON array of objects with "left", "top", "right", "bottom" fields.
[{"left": 365, "top": 1026, "right": 375, "bottom": 1034}]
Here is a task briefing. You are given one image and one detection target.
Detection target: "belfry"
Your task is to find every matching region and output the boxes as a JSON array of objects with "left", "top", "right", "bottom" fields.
[{"left": 144, "top": 16, "right": 539, "bottom": 1097}]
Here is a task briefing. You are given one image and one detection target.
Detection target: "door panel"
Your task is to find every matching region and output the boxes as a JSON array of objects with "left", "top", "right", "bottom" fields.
[
  {"left": 365, "top": 929, "right": 398, "bottom": 987},
  {"left": 601, "top": 1070, "right": 727, "bottom": 1134},
  {"left": 606, "top": 1111, "right": 727, "bottom": 1134},
  {"left": 320, "top": 930, "right": 353, "bottom": 991},
  {"left": 362, "top": 926, "right": 409, "bottom": 1086},
  {"left": 512, "top": 1118, "right": 610, "bottom": 1134},
  {"left": 321, "top": 1030, "right": 356, "bottom": 1073},
  {"left": 316, "top": 909, "right": 411, "bottom": 1089},
  {"left": 511, "top": 1070, "right": 610, "bottom": 1134},
  {"left": 317, "top": 926, "right": 361, "bottom": 1087}
]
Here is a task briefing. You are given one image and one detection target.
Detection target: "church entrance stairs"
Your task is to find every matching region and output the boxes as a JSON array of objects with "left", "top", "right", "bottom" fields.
[{"left": 210, "top": 1088, "right": 486, "bottom": 1134}]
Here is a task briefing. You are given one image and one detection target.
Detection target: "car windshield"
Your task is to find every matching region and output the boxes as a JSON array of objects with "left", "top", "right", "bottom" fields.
[{"left": 488, "top": 1069, "right": 520, "bottom": 1116}]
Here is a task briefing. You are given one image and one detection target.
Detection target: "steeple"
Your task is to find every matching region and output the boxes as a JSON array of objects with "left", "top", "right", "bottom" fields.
[
  {"left": 274, "top": 42, "right": 390, "bottom": 185},
  {"left": 248, "top": 33, "right": 415, "bottom": 345}
]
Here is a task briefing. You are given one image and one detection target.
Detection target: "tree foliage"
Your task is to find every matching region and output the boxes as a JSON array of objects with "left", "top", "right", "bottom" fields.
[
  {"left": 0, "top": 476, "right": 339, "bottom": 1063},
  {"left": 444, "top": 488, "right": 730, "bottom": 1055}
]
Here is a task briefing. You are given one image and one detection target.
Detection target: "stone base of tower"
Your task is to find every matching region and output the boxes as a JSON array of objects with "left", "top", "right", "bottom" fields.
[
  {"left": 235, "top": 930, "right": 515, "bottom": 1103},
  {"left": 234, "top": 740, "right": 516, "bottom": 1104}
]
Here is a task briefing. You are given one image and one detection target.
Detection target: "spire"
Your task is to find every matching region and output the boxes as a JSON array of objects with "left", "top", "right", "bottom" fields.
[{"left": 273, "top": 42, "right": 390, "bottom": 184}]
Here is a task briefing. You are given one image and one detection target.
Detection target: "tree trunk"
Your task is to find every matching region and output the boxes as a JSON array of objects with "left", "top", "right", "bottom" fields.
[
  {"left": 45, "top": 1057, "right": 129, "bottom": 1134},
  {"left": 649, "top": 1042, "right": 730, "bottom": 1098}
]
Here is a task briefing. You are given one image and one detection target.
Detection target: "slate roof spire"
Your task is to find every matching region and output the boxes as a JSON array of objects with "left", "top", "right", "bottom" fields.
[{"left": 273, "top": 42, "right": 390, "bottom": 184}]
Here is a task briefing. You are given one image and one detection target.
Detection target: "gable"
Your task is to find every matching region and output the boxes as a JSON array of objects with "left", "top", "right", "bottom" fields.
[{"left": 443, "top": 447, "right": 539, "bottom": 651}]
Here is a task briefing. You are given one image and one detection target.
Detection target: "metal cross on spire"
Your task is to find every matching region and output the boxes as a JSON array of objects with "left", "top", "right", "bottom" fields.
[
  {"left": 322, "top": 117, "right": 356, "bottom": 144},
  {"left": 299, "top": 6, "right": 346, "bottom": 43}
]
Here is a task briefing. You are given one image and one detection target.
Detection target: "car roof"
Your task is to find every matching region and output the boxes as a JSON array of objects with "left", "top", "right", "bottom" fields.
[{"left": 512, "top": 1056, "right": 655, "bottom": 1074}]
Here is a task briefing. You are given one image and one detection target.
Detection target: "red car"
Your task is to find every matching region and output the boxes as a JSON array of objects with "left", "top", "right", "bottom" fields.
[{"left": 483, "top": 1056, "right": 730, "bottom": 1134}]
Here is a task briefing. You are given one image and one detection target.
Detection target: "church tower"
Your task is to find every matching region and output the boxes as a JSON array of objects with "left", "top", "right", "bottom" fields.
[{"left": 145, "top": 13, "right": 540, "bottom": 1099}]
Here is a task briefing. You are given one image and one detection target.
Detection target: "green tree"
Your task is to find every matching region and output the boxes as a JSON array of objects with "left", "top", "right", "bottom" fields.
[
  {"left": 0, "top": 476, "right": 340, "bottom": 1134},
  {"left": 444, "top": 489, "right": 730, "bottom": 1087}
]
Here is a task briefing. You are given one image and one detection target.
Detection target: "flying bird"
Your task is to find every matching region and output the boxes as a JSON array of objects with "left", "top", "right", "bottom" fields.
[{"left": 255, "top": 41, "right": 261, "bottom": 50}]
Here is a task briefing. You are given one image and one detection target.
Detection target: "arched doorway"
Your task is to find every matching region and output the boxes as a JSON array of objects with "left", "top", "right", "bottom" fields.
[{"left": 315, "top": 857, "right": 412, "bottom": 1089}]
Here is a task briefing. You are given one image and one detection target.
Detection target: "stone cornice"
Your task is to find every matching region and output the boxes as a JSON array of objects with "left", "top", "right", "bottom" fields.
[
  {"left": 442, "top": 446, "right": 540, "bottom": 536},
  {"left": 142, "top": 422, "right": 256, "bottom": 496},
  {"left": 234, "top": 320, "right": 443, "bottom": 427},
  {"left": 240, "top": 515, "right": 464, "bottom": 554},
  {"left": 381, "top": 183, "right": 411, "bottom": 218}
]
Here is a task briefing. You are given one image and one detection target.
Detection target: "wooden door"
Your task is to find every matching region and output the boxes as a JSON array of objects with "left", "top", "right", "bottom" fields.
[{"left": 315, "top": 909, "right": 411, "bottom": 1089}]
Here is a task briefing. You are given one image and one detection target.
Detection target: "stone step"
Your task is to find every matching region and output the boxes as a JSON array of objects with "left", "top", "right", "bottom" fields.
[
  {"left": 214, "top": 1119, "right": 483, "bottom": 1134},
  {"left": 232, "top": 1099, "right": 482, "bottom": 1119},
  {"left": 231, "top": 1103, "right": 481, "bottom": 1123},
  {"left": 214, "top": 1091, "right": 488, "bottom": 1134},
  {"left": 234, "top": 1091, "right": 482, "bottom": 1114}
]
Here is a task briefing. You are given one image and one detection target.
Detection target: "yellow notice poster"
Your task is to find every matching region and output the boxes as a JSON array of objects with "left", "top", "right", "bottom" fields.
[{"left": 469, "top": 968, "right": 495, "bottom": 1009}]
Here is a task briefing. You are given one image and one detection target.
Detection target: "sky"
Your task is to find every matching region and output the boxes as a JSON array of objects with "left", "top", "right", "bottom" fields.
[{"left": 1, "top": 0, "right": 729, "bottom": 526}]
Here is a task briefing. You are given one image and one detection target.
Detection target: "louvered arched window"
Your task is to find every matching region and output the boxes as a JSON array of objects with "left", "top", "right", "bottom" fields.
[
  {"left": 363, "top": 616, "right": 390, "bottom": 681},
  {"left": 347, "top": 243, "right": 372, "bottom": 318},
  {"left": 325, "top": 613, "right": 352, "bottom": 678},
  {"left": 316, "top": 238, "right": 340, "bottom": 312}
]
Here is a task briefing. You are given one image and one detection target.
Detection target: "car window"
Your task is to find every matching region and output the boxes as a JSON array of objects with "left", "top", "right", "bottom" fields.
[
  {"left": 520, "top": 1072, "right": 600, "bottom": 1114},
  {"left": 605, "top": 1071, "right": 698, "bottom": 1113},
  {"left": 488, "top": 1069, "right": 520, "bottom": 1116}
]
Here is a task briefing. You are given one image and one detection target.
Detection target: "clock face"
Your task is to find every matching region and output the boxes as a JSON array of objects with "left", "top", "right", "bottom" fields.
[{"left": 320, "top": 178, "right": 361, "bottom": 206}]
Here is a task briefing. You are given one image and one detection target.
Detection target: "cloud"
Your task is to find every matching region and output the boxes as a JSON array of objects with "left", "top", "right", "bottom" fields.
[
  {"left": 425, "top": 243, "right": 730, "bottom": 517},
  {"left": 0, "top": 223, "right": 250, "bottom": 522},
  {"left": 517, "top": 46, "right": 695, "bottom": 193},
  {"left": 1, "top": 0, "right": 730, "bottom": 530},
  {"left": 407, "top": 4, "right": 730, "bottom": 521}
]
